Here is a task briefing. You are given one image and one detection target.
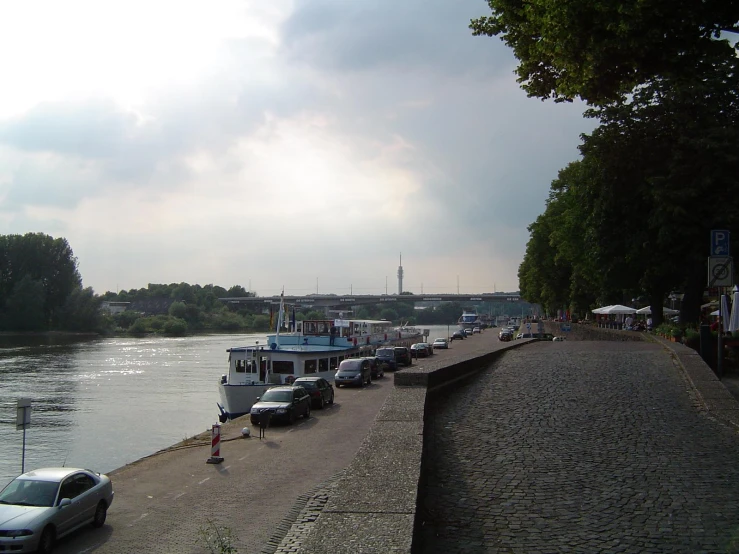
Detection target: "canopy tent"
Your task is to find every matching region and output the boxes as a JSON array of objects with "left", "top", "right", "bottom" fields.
[
  {"left": 591, "top": 305, "right": 614, "bottom": 314},
  {"left": 635, "top": 306, "right": 679, "bottom": 315},
  {"left": 599, "top": 305, "right": 637, "bottom": 315}
]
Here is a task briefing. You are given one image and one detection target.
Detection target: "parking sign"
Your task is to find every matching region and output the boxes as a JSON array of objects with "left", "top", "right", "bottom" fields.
[{"left": 711, "top": 230, "right": 730, "bottom": 256}]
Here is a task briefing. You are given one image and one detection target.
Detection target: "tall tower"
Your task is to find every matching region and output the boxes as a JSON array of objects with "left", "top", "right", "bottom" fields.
[{"left": 397, "top": 253, "right": 404, "bottom": 295}]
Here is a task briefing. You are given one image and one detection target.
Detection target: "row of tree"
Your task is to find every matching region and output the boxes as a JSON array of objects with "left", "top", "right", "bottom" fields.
[
  {"left": 472, "top": 0, "right": 739, "bottom": 324},
  {"left": 0, "top": 232, "right": 530, "bottom": 334}
]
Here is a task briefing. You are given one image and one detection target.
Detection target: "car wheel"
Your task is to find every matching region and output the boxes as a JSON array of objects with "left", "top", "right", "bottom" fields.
[
  {"left": 37, "top": 526, "right": 55, "bottom": 554},
  {"left": 93, "top": 500, "right": 108, "bottom": 528},
  {"left": 305, "top": 404, "right": 311, "bottom": 418},
  {"left": 329, "top": 391, "right": 334, "bottom": 404},
  {"left": 319, "top": 396, "right": 325, "bottom": 409}
]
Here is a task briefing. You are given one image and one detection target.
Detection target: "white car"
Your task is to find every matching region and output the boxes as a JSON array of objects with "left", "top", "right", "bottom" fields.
[
  {"left": 432, "top": 338, "right": 449, "bottom": 349},
  {"left": 553, "top": 336, "right": 566, "bottom": 342},
  {"left": 472, "top": 327, "right": 481, "bottom": 334},
  {"left": 0, "top": 467, "right": 114, "bottom": 554}
]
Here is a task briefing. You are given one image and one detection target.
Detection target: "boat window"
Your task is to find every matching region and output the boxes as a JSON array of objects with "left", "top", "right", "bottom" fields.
[
  {"left": 272, "top": 361, "right": 295, "bottom": 374},
  {"left": 318, "top": 358, "right": 328, "bottom": 372},
  {"left": 330, "top": 357, "right": 338, "bottom": 370},
  {"left": 305, "top": 359, "right": 317, "bottom": 374},
  {"left": 235, "top": 360, "right": 246, "bottom": 373}
]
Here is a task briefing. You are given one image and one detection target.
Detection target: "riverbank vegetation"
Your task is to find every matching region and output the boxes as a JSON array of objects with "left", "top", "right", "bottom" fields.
[
  {"left": 1, "top": 232, "right": 530, "bottom": 335},
  {"left": 472, "top": 1, "right": 739, "bottom": 325}
]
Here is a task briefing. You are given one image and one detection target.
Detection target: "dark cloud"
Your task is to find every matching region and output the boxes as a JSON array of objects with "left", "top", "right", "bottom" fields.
[{"left": 282, "top": 0, "right": 511, "bottom": 76}]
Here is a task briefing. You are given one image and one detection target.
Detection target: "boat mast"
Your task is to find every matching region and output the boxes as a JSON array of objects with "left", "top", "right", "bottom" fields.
[{"left": 275, "top": 289, "right": 285, "bottom": 349}]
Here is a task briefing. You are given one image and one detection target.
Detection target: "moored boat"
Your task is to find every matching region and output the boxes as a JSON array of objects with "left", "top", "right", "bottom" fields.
[{"left": 217, "top": 313, "right": 422, "bottom": 421}]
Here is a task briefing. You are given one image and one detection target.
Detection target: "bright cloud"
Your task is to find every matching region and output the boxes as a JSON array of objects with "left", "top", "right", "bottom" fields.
[{"left": 0, "top": 0, "right": 594, "bottom": 296}]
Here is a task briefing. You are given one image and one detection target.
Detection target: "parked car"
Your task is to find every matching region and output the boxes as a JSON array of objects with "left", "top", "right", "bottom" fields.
[
  {"left": 465, "top": 328, "right": 475, "bottom": 336},
  {"left": 410, "top": 343, "right": 429, "bottom": 358},
  {"left": 0, "top": 467, "right": 114, "bottom": 554},
  {"left": 473, "top": 327, "right": 481, "bottom": 334},
  {"left": 393, "top": 346, "right": 412, "bottom": 367},
  {"left": 375, "top": 347, "right": 398, "bottom": 371},
  {"left": 450, "top": 330, "right": 465, "bottom": 341},
  {"left": 420, "top": 342, "right": 434, "bottom": 356},
  {"left": 432, "top": 337, "right": 449, "bottom": 349},
  {"left": 334, "top": 358, "right": 372, "bottom": 387},
  {"left": 250, "top": 385, "right": 311, "bottom": 425},
  {"left": 365, "top": 357, "right": 385, "bottom": 379},
  {"left": 292, "top": 377, "right": 334, "bottom": 409}
]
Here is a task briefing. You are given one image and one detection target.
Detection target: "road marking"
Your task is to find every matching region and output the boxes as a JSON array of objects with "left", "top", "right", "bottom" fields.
[
  {"left": 198, "top": 477, "right": 210, "bottom": 485},
  {"left": 127, "top": 513, "right": 149, "bottom": 527},
  {"left": 174, "top": 492, "right": 186, "bottom": 500}
]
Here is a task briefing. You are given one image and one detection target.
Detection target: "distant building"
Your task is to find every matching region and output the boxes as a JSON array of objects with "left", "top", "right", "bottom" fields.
[
  {"left": 128, "top": 297, "right": 176, "bottom": 316},
  {"left": 100, "top": 301, "right": 130, "bottom": 315}
]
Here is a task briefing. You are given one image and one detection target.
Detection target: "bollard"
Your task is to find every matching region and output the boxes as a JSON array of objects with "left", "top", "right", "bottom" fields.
[{"left": 206, "top": 423, "right": 224, "bottom": 464}]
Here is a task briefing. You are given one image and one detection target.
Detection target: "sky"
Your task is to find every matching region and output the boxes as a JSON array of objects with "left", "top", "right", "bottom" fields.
[{"left": 0, "top": 0, "right": 594, "bottom": 297}]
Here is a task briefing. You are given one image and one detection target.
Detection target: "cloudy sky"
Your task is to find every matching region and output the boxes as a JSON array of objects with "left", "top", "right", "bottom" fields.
[{"left": 0, "top": 0, "right": 593, "bottom": 297}]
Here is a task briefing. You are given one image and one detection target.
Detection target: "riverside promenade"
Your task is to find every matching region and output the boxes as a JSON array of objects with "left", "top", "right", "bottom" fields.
[
  {"left": 51, "top": 329, "right": 739, "bottom": 553},
  {"left": 418, "top": 339, "right": 739, "bottom": 553}
]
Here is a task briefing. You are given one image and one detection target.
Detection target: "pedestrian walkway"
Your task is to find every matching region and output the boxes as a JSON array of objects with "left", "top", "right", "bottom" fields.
[{"left": 419, "top": 341, "right": 739, "bottom": 553}]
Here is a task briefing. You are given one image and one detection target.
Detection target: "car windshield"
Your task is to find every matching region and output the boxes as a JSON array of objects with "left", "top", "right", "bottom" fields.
[
  {"left": 259, "top": 390, "right": 292, "bottom": 403},
  {"left": 295, "top": 381, "right": 316, "bottom": 389},
  {"left": 338, "top": 367, "right": 359, "bottom": 374},
  {"left": 0, "top": 479, "right": 59, "bottom": 507},
  {"left": 376, "top": 349, "right": 394, "bottom": 357}
]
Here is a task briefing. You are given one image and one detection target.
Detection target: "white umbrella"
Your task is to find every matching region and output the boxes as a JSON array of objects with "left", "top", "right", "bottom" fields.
[
  {"left": 729, "top": 287, "right": 739, "bottom": 333},
  {"left": 722, "top": 294, "right": 731, "bottom": 332},
  {"left": 600, "top": 304, "right": 637, "bottom": 315},
  {"left": 635, "top": 306, "right": 679, "bottom": 315}
]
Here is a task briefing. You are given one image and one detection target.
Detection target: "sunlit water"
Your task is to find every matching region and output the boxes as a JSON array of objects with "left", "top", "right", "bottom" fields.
[
  {"left": 0, "top": 333, "right": 267, "bottom": 488},
  {"left": 0, "top": 325, "right": 454, "bottom": 488}
]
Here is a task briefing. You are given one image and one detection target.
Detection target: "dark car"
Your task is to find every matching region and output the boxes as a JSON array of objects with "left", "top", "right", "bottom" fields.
[
  {"left": 365, "top": 357, "right": 385, "bottom": 379},
  {"left": 375, "top": 347, "right": 398, "bottom": 371},
  {"left": 293, "top": 377, "right": 334, "bottom": 409},
  {"left": 249, "top": 385, "right": 311, "bottom": 425},
  {"left": 450, "top": 330, "right": 465, "bottom": 341},
  {"left": 334, "top": 358, "right": 372, "bottom": 387},
  {"left": 393, "top": 346, "right": 412, "bottom": 367},
  {"left": 410, "top": 343, "right": 429, "bottom": 358}
]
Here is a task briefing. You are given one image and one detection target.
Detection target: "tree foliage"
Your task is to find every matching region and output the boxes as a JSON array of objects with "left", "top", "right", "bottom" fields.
[{"left": 471, "top": 0, "right": 739, "bottom": 104}]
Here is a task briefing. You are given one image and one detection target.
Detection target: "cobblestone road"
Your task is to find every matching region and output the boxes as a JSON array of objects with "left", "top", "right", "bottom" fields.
[{"left": 420, "top": 341, "right": 739, "bottom": 553}]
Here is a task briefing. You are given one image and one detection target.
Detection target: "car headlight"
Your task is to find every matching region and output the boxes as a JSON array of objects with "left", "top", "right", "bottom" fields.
[
  {"left": 250, "top": 408, "right": 259, "bottom": 414},
  {"left": 276, "top": 408, "right": 287, "bottom": 414},
  {"left": 354, "top": 374, "right": 362, "bottom": 379},
  {"left": 4, "top": 529, "right": 33, "bottom": 537}
]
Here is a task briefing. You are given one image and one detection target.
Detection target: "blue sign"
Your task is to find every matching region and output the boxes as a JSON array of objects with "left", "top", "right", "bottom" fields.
[
  {"left": 560, "top": 323, "right": 571, "bottom": 332},
  {"left": 711, "top": 230, "right": 730, "bottom": 256}
]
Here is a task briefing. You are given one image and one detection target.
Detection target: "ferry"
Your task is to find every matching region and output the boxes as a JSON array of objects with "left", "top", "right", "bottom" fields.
[
  {"left": 458, "top": 310, "right": 482, "bottom": 329},
  {"left": 217, "top": 313, "right": 423, "bottom": 421}
]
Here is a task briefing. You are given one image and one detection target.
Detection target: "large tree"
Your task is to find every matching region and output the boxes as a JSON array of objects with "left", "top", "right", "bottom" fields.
[
  {"left": 471, "top": 0, "right": 739, "bottom": 104},
  {"left": 0, "top": 233, "right": 82, "bottom": 329}
]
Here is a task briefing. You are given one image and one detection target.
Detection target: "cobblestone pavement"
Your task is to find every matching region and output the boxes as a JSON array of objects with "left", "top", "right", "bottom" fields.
[{"left": 420, "top": 341, "right": 739, "bottom": 554}]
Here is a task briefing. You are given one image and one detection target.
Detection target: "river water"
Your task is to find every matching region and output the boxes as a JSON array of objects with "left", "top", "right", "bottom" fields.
[
  {"left": 0, "top": 333, "right": 268, "bottom": 489},
  {"left": 0, "top": 325, "right": 454, "bottom": 489}
]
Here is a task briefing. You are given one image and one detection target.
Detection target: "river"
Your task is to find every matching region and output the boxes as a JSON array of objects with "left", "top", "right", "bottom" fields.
[{"left": 0, "top": 325, "right": 454, "bottom": 488}]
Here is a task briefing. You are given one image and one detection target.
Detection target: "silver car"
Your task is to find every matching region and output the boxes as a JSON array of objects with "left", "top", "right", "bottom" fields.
[{"left": 0, "top": 467, "right": 114, "bottom": 553}]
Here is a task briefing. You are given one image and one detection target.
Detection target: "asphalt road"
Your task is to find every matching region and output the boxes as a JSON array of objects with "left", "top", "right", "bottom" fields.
[{"left": 49, "top": 332, "right": 493, "bottom": 554}]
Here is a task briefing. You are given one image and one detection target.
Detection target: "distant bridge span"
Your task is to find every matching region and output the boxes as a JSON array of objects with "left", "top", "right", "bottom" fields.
[{"left": 219, "top": 293, "right": 522, "bottom": 309}]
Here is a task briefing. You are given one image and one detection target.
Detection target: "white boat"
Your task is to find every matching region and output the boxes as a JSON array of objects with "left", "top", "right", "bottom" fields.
[
  {"left": 217, "top": 308, "right": 422, "bottom": 421},
  {"left": 458, "top": 310, "right": 482, "bottom": 328}
]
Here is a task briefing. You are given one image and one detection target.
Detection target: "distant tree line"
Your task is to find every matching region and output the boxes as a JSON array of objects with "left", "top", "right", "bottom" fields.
[{"left": 0, "top": 232, "right": 530, "bottom": 336}]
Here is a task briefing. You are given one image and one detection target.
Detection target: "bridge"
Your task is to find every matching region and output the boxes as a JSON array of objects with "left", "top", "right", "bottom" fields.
[{"left": 219, "top": 293, "right": 522, "bottom": 309}]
